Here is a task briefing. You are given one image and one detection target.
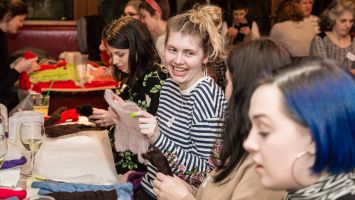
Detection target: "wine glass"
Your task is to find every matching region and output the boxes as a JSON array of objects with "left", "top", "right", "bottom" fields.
[
  {"left": 0, "top": 134, "right": 7, "bottom": 169},
  {"left": 19, "top": 122, "right": 44, "bottom": 176}
]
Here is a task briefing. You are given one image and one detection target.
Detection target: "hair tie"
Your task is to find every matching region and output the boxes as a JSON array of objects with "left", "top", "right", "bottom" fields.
[{"left": 145, "top": 0, "right": 162, "bottom": 15}]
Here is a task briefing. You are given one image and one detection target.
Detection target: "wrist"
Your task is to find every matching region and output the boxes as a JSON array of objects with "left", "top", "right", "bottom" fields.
[{"left": 148, "top": 133, "right": 160, "bottom": 144}]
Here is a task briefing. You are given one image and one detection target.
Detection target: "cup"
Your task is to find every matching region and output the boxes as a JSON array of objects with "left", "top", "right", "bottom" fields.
[
  {"left": 74, "top": 54, "right": 89, "bottom": 82},
  {"left": 32, "top": 95, "right": 50, "bottom": 117}
]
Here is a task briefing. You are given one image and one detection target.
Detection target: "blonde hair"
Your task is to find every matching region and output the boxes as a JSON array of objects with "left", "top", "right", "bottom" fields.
[{"left": 166, "top": 5, "right": 224, "bottom": 62}]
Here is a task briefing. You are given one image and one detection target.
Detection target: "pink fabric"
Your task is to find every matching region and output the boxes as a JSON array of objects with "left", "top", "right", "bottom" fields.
[
  {"left": 104, "top": 89, "right": 149, "bottom": 163},
  {"left": 145, "top": 0, "right": 162, "bottom": 15}
]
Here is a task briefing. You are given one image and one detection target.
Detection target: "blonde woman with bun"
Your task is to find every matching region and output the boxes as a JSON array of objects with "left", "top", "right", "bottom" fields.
[{"left": 134, "top": 5, "right": 227, "bottom": 200}]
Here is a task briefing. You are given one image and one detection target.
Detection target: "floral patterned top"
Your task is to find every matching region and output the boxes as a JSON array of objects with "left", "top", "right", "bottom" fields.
[
  {"left": 118, "top": 68, "right": 168, "bottom": 115},
  {"left": 110, "top": 66, "right": 168, "bottom": 173}
]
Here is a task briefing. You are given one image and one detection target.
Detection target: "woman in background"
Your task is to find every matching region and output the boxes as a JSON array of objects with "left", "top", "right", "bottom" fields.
[
  {"left": 123, "top": 0, "right": 141, "bottom": 19},
  {"left": 139, "top": 0, "right": 170, "bottom": 58},
  {"left": 244, "top": 58, "right": 355, "bottom": 200},
  {"left": 151, "top": 38, "right": 291, "bottom": 200},
  {"left": 0, "top": 0, "right": 37, "bottom": 111},
  {"left": 310, "top": 0, "right": 355, "bottom": 70},
  {"left": 296, "top": 0, "right": 320, "bottom": 33},
  {"left": 270, "top": 1, "right": 316, "bottom": 58}
]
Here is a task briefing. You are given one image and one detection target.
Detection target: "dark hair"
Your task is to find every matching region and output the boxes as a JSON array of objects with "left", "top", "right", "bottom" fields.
[
  {"left": 276, "top": 1, "right": 304, "bottom": 22},
  {"left": 139, "top": 0, "right": 170, "bottom": 21},
  {"left": 319, "top": 0, "right": 355, "bottom": 32},
  {"left": 0, "top": 0, "right": 27, "bottom": 21},
  {"left": 262, "top": 58, "right": 355, "bottom": 174},
  {"left": 106, "top": 17, "right": 161, "bottom": 89},
  {"left": 214, "top": 38, "right": 292, "bottom": 183},
  {"left": 232, "top": 0, "right": 248, "bottom": 11}
]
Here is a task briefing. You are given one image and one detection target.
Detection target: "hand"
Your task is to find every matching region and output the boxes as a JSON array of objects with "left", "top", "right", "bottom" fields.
[
  {"left": 228, "top": 27, "right": 238, "bottom": 38},
  {"left": 14, "top": 57, "right": 38, "bottom": 73},
  {"left": 153, "top": 173, "right": 191, "bottom": 200},
  {"left": 88, "top": 108, "right": 116, "bottom": 127},
  {"left": 136, "top": 111, "right": 160, "bottom": 143},
  {"left": 118, "top": 170, "right": 135, "bottom": 183},
  {"left": 239, "top": 27, "right": 251, "bottom": 35}
]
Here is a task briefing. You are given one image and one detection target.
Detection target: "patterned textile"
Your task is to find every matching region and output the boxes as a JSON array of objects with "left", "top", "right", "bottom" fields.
[
  {"left": 283, "top": 170, "right": 355, "bottom": 200},
  {"left": 213, "top": 58, "right": 227, "bottom": 91},
  {"left": 310, "top": 33, "right": 355, "bottom": 70}
]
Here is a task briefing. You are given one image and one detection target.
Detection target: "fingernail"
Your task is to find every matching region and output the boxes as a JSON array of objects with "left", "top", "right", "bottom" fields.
[{"left": 130, "top": 112, "right": 137, "bottom": 118}]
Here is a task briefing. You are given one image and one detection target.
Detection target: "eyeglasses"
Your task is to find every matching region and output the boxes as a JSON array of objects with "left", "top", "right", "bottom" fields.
[{"left": 123, "top": 12, "right": 140, "bottom": 17}]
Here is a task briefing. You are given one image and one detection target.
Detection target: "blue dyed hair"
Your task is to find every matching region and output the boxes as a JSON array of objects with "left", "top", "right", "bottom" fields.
[{"left": 267, "top": 58, "right": 355, "bottom": 174}]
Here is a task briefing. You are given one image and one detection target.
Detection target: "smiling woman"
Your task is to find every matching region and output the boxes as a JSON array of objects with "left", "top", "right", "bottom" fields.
[{"left": 134, "top": 5, "right": 227, "bottom": 200}]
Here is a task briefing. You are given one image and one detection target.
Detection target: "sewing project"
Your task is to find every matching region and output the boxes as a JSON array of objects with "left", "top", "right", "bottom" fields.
[{"left": 104, "top": 89, "right": 149, "bottom": 163}]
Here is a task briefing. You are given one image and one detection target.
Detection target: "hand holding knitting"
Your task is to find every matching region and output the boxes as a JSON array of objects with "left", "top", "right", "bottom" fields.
[
  {"left": 88, "top": 108, "right": 116, "bottom": 127},
  {"left": 153, "top": 173, "right": 192, "bottom": 200},
  {"left": 136, "top": 111, "right": 160, "bottom": 143}
]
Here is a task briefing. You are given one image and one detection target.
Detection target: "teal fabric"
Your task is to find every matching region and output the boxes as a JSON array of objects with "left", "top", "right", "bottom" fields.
[{"left": 31, "top": 181, "right": 132, "bottom": 200}]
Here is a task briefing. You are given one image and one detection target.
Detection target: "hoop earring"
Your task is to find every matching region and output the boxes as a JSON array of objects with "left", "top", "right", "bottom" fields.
[
  {"left": 158, "top": 61, "right": 168, "bottom": 73},
  {"left": 291, "top": 151, "right": 315, "bottom": 186}
]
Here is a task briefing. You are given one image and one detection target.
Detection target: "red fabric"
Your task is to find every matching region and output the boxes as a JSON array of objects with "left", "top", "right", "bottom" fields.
[
  {"left": 32, "top": 83, "right": 42, "bottom": 93},
  {"left": 37, "top": 64, "right": 62, "bottom": 71},
  {"left": 57, "top": 59, "right": 67, "bottom": 67},
  {"left": 35, "top": 59, "right": 67, "bottom": 72},
  {"left": 0, "top": 188, "right": 27, "bottom": 199},
  {"left": 100, "top": 51, "right": 110, "bottom": 66},
  {"left": 56, "top": 109, "right": 79, "bottom": 124},
  {"left": 32, "top": 80, "right": 119, "bottom": 91},
  {"left": 20, "top": 51, "right": 36, "bottom": 90},
  {"left": 19, "top": 72, "right": 31, "bottom": 90},
  {"left": 23, "top": 51, "right": 36, "bottom": 59}
]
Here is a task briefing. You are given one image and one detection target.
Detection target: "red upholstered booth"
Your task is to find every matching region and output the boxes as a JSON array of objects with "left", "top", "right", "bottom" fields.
[{"left": 7, "top": 23, "right": 80, "bottom": 59}]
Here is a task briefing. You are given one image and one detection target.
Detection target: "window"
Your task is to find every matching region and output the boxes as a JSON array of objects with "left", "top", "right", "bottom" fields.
[{"left": 25, "top": 0, "right": 74, "bottom": 20}]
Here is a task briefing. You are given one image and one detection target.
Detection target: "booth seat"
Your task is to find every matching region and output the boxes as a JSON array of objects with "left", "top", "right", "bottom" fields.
[{"left": 7, "top": 23, "right": 80, "bottom": 59}]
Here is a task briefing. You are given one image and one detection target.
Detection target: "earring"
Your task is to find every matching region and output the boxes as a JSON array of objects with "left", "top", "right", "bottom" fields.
[
  {"left": 158, "top": 61, "right": 168, "bottom": 73},
  {"left": 291, "top": 151, "right": 316, "bottom": 186},
  {"left": 203, "top": 63, "right": 208, "bottom": 77}
]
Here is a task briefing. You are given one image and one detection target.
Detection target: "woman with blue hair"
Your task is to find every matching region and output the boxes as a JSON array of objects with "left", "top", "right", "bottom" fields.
[{"left": 244, "top": 58, "right": 355, "bottom": 199}]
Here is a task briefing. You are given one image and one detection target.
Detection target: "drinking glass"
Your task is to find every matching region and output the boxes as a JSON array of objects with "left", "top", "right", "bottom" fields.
[
  {"left": 19, "top": 122, "right": 44, "bottom": 176},
  {"left": 0, "top": 134, "right": 7, "bottom": 168}
]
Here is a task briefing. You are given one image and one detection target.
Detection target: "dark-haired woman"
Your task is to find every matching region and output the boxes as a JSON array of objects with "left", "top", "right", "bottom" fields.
[
  {"left": 0, "top": 0, "right": 37, "bottom": 111},
  {"left": 89, "top": 17, "right": 168, "bottom": 173}
]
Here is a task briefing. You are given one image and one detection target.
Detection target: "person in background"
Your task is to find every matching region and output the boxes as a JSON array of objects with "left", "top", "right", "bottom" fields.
[
  {"left": 270, "top": 1, "right": 316, "bottom": 58},
  {"left": 134, "top": 5, "right": 227, "bottom": 200},
  {"left": 244, "top": 58, "right": 355, "bottom": 200},
  {"left": 226, "top": 1, "right": 260, "bottom": 46},
  {"left": 123, "top": 0, "right": 141, "bottom": 20},
  {"left": 296, "top": 0, "right": 320, "bottom": 33},
  {"left": 0, "top": 0, "right": 38, "bottom": 111},
  {"left": 139, "top": 0, "right": 170, "bottom": 58},
  {"left": 310, "top": 0, "right": 355, "bottom": 70},
  {"left": 88, "top": 17, "right": 168, "bottom": 174},
  {"left": 151, "top": 38, "right": 290, "bottom": 200}
]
